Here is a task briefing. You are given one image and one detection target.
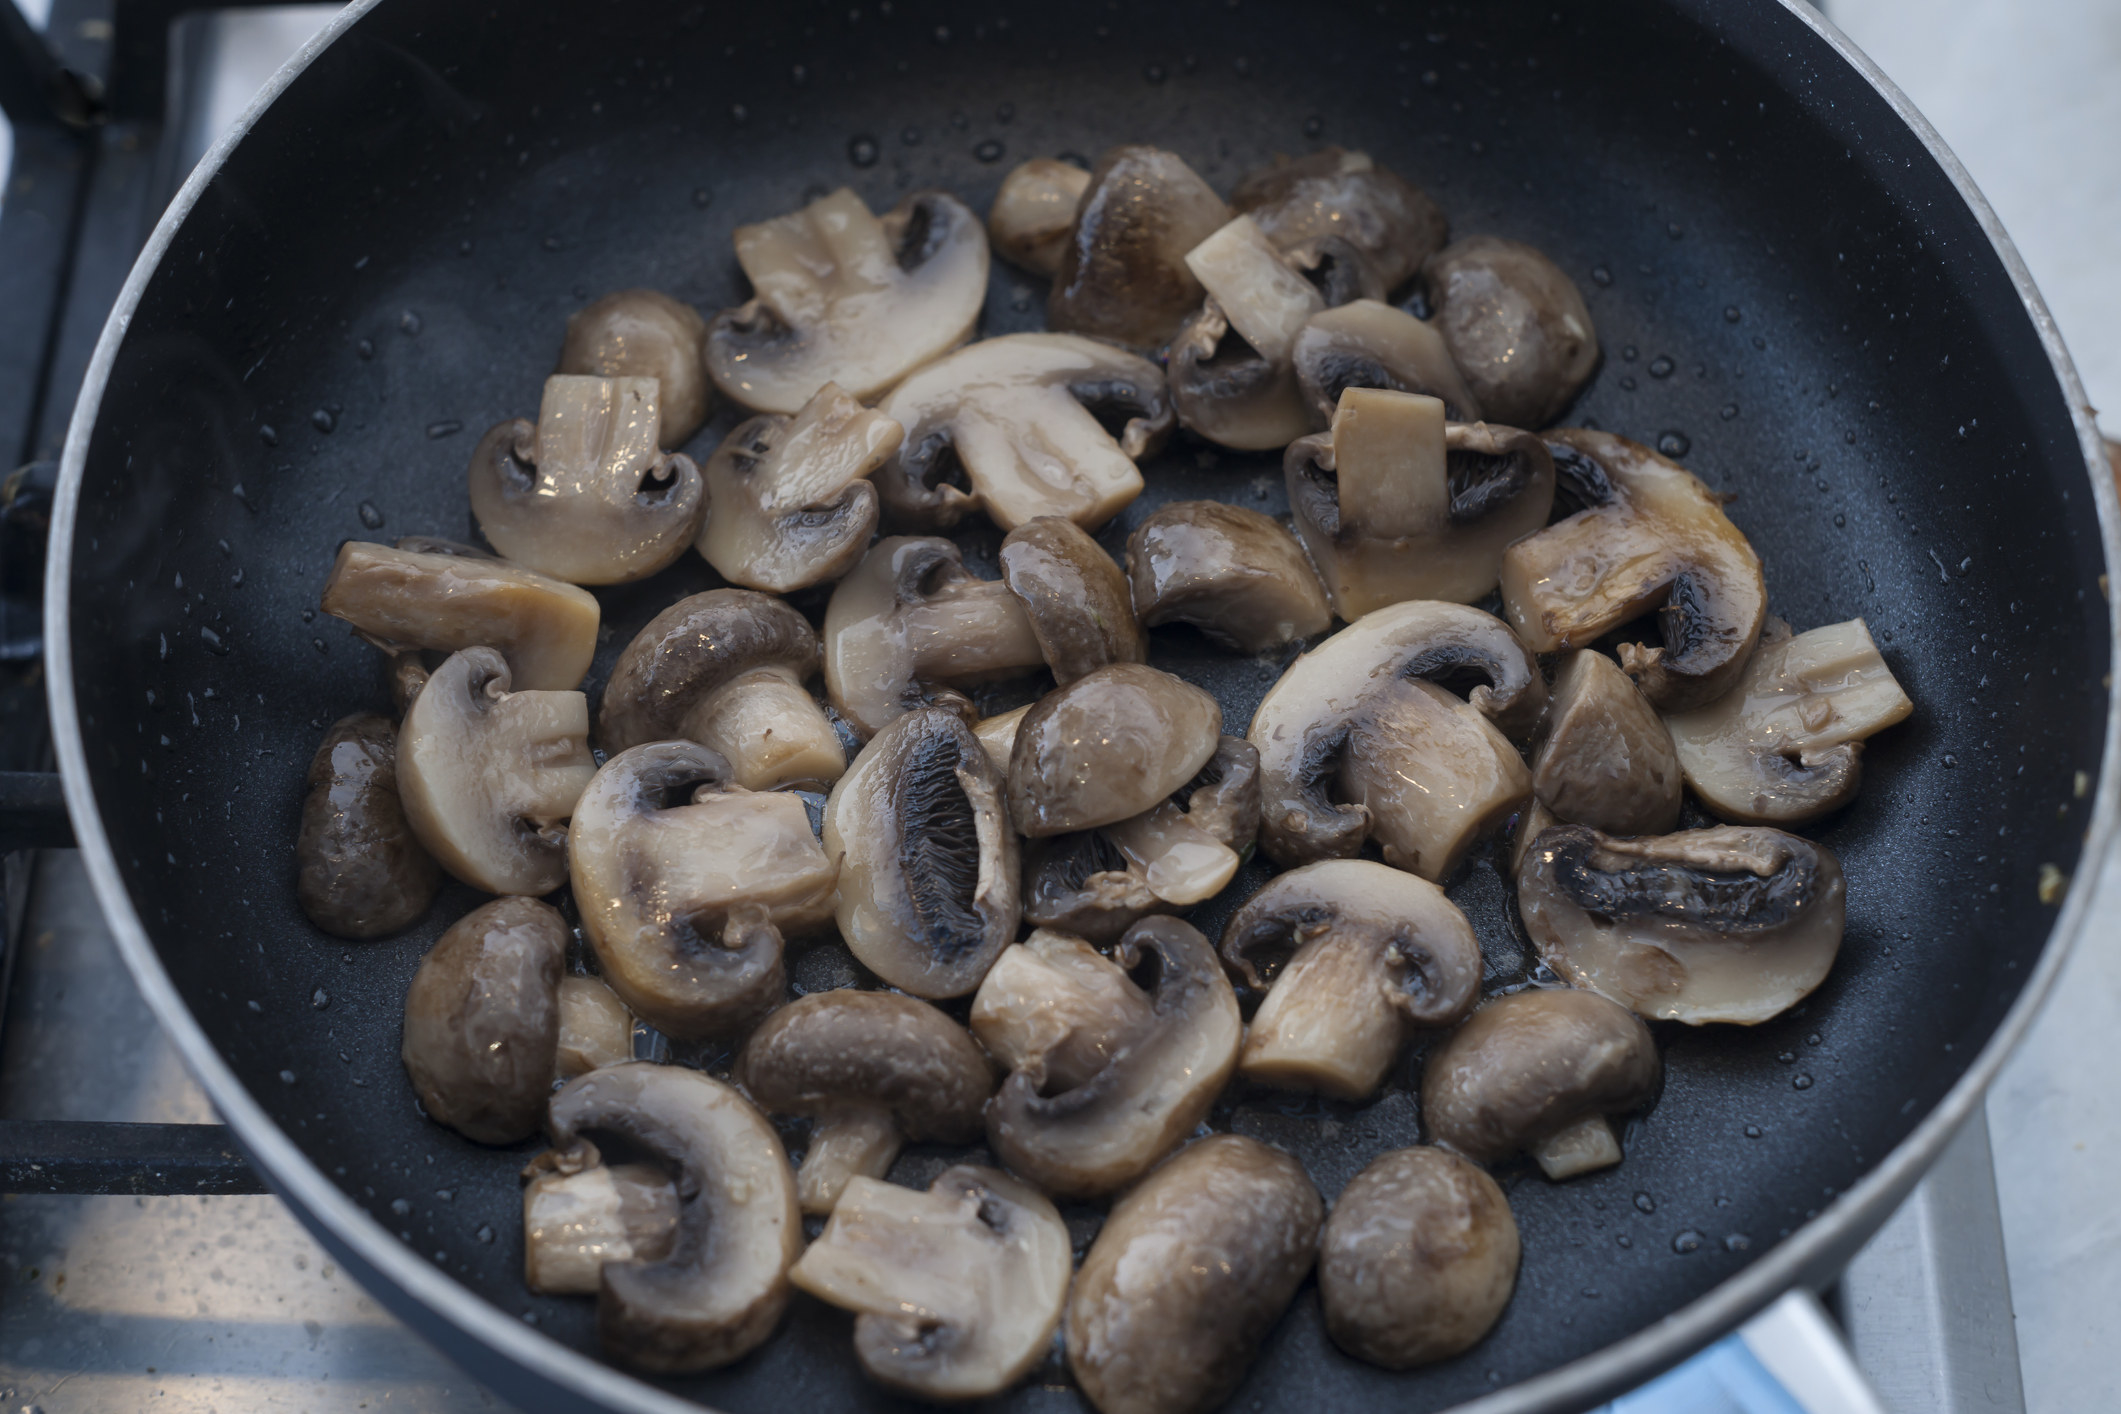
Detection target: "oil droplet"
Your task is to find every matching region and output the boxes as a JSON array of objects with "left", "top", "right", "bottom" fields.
[
  {"left": 390, "top": 1197, "right": 411, "bottom": 1216},
  {"left": 398, "top": 310, "right": 422, "bottom": 336},
  {"left": 973, "top": 139, "right": 1004, "bottom": 163},
  {"left": 1303, "top": 114, "right": 1324, "bottom": 137},
  {"left": 258, "top": 424, "right": 279, "bottom": 446},
  {"left": 1942, "top": 753, "right": 1957, "bottom": 768},
  {"left": 1616, "top": 1233, "right": 1633, "bottom": 1248},
  {"left": 312, "top": 987, "right": 330, "bottom": 1010},
  {"left": 357, "top": 501, "right": 384, "bottom": 529},
  {"left": 1647, "top": 355, "right": 1675, "bottom": 378},
  {"left": 1621, "top": 345, "right": 1638, "bottom": 362},
  {"left": 1672, "top": 1230, "right": 1703, "bottom": 1254},
  {"left": 1724, "top": 305, "right": 1741, "bottom": 322},
  {"left": 1744, "top": 1124, "right": 1762, "bottom": 1138},
  {"left": 901, "top": 125, "right": 922, "bottom": 146},
  {"left": 1725, "top": 1233, "right": 1751, "bottom": 1252},
  {"left": 847, "top": 134, "right": 879, "bottom": 167},
  {"left": 355, "top": 338, "right": 374, "bottom": 359},
  {"left": 1833, "top": 513, "right": 1846, "bottom": 528},
  {"left": 1633, "top": 1192, "right": 1656, "bottom": 1214},
  {"left": 1720, "top": 403, "right": 1739, "bottom": 421},
  {"left": 1657, "top": 431, "right": 1690, "bottom": 457},
  {"left": 1793, "top": 1073, "right": 1814, "bottom": 1090},
  {"left": 280, "top": 1069, "right": 298, "bottom": 1085},
  {"left": 1143, "top": 62, "right": 1167, "bottom": 83},
  {"left": 200, "top": 626, "right": 230, "bottom": 656},
  {"left": 312, "top": 408, "right": 336, "bottom": 433},
  {"left": 477, "top": 1224, "right": 495, "bottom": 1243},
  {"left": 1591, "top": 265, "right": 1612, "bottom": 286},
  {"left": 692, "top": 187, "right": 713, "bottom": 208},
  {"left": 426, "top": 420, "right": 463, "bottom": 439}
]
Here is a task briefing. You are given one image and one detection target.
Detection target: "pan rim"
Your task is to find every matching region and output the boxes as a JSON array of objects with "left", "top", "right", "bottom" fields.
[{"left": 41, "top": 1, "right": 2121, "bottom": 1411}]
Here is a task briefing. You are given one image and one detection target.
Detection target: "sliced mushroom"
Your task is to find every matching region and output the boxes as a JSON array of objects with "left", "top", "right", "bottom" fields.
[
  {"left": 568, "top": 741, "right": 838, "bottom": 1040},
  {"left": 973, "top": 703, "right": 1031, "bottom": 774},
  {"left": 1531, "top": 649, "right": 1683, "bottom": 836},
  {"left": 1421, "top": 235, "right": 1598, "bottom": 428},
  {"left": 320, "top": 539, "right": 599, "bottom": 691},
  {"left": 1185, "top": 215, "right": 1326, "bottom": 371},
  {"left": 1664, "top": 617, "right": 1913, "bottom": 824},
  {"left": 1423, "top": 987, "right": 1660, "bottom": 1180},
  {"left": 296, "top": 713, "right": 440, "bottom": 938},
  {"left": 988, "top": 158, "right": 1093, "bottom": 277},
  {"left": 523, "top": 1160, "right": 681, "bottom": 1296},
  {"left": 599, "top": 590, "right": 844, "bottom": 793},
  {"left": 544, "top": 1063, "right": 801, "bottom": 1372},
  {"left": 736, "top": 989, "right": 993, "bottom": 1215},
  {"left": 1319, "top": 1147, "right": 1519, "bottom": 1368},
  {"left": 557, "top": 976, "right": 634, "bottom": 1079},
  {"left": 1507, "top": 798, "right": 1561, "bottom": 881},
  {"left": 1019, "top": 831, "right": 1164, "bottom": 944},
  {"left": 1501, "top": 429, "right": 1767, "bottom": 712},
  {"left": 705, "top": 188, "right": 989, "bottom": 414},
  {"left": 1291, "top": 298, "right": 1482, "bottom": 424},
  {"left": 557, "top": 289, "right": 712, "bottom": 447},
  {"left": 1065, "top": 1134, "right": 1323, "bottom": 1414},
  {"left": 1125, "top": 500, "right": 1332, "bottom": 653},
  {"left": 999, "top": 515, "right": 1145, "bottom": 680},
  {"left": 1231, "top": 147, "right": 1448, "bottom": 294},
  {"left": 1165, "top": 297, "right": 1315, "bottom": 451},
  {"left": 1519, "top": 823, "right": 1847, "bottom": 1025},
  {"left": 1007, "top": 664, "right": 1221, "bottom": 837},
  {"left": 396, "top": 647, "right": 596, "bottom": 895},
  {"left": 873, "top": 334, "right": 1171, "bottom": 531},
  {"left": 468, "top": 376, "right": 706, "bottom": 585},
  {"left": 983, "top": 915, "right": 1241, "bottom": 1199},
  {"left": 971, "top": 928, "right": 1158, "bottom": 1093},
  {"left": 1048, "top": 144, "right": 1232, "bottom": 349},
  {"left": 1221, "top": 860, "right": 1481, "bottom": 1100}
]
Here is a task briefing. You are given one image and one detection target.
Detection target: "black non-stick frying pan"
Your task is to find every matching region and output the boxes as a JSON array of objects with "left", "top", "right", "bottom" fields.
[{"left": 43, "top": 0, "right": 2120, "bottom": 1410}]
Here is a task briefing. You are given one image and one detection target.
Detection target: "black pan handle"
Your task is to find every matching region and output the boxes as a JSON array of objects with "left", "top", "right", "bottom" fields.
[
  {"left": 0, "top": 1119, "right": 266, "bottom": 1194},
  {"left": 0, "top": 770, "right": 73, "bottom": 850}
]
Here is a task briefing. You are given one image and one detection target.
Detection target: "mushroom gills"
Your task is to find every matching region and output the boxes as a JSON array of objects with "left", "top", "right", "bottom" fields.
[
  {"left": 558, "top": 288, "right": 712, "bottom": 448},
  {"left": 524, "top": 1160, "right": 680, "bottom": 1295},
  {"left": 556, "top": 975, "right": 634, "bottom": 1078},
  {"left": 296, "top": 713, "right": 440, "bottom": 939},
  {"left": 1166, "top": 298, "right": 1316, "bottom": 452}
]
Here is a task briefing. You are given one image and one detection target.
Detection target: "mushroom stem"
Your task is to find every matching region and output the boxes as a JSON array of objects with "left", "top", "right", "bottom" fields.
[
  {"left": 905, "top": 580, "right": 1046, "bottom": 681},
  {"left": 1104, "top": 802, "right": 1241, "bottom": 905},
  {"left": 680, "top": 669, "right": 846, "bottom": 792},
  {"left": 1241, "top": 932, "right": 1408, "bottom": 1101},
  {"left": 797, "top": 1103, "right": 905, "bottom": 1216},
  {"left": 1531, "top": 1113, "right": 1623, "bottom": 1180},
  {"left": 523, "top": 1160, "right": 680, "bottom": 1295},
  {"left": 1330, "top": 386, "right": 1446, "bottom": 539}
]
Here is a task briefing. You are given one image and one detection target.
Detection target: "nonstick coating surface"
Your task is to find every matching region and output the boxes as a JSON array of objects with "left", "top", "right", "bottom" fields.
[{"left": 56, "top": 0, "right": 2111, "bottom": 1410}]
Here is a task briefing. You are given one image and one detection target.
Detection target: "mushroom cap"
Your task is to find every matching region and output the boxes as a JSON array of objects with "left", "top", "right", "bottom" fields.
[
  {"left": 1007, "top": 663, "right": 1222, "bottom": 837},
  {"left": 1125, "top": 500, "right": 1332, "bottom": 654},
  {"left": 1531, "top": 649, "right": 1684, "bottom": 836},
  {"left": 297, "top": 712, "right": 440, "bottom": 939},
  {"left": 556, "top": 975, "right": 634, "bottom": 1079},
  {"left": 1421, "top": 234, "right": 1598, "bottom": 428},
  {"left": 1048, "top": 144, "right": 1233, "bottom": 350},
  {"left": 1230, "top": 147, "right": 1448, "bottom": 292},
  {"left": 1165, "top": 297, "right": 1317, "bottom": 452},
  {"left": 999, "top": 515, "right": 1145, "bottom": 684},
  {"left": 1291, "top": 298, "right": 1483, "bottom": 425},
  {"left": 597, "top": 589, "right": 822, "bottom": 755},
  {"left": 737, "top": 989, "right": 993, "bottom": 1143},
  {"left": 988, "top": 158, "right": 1093, "bottom": 278},
  {"left": 557, "top": 288, "right": 712, "bottom": 448}
]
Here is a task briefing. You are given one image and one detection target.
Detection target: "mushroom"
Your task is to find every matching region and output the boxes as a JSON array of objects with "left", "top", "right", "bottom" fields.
[
  {"left": 695, "top": 382, "right": 900, "bottom": 594},
  {"left": 1507, "top": 798, "right": 1561, "bottom": 881},
  {"left": 872, "top": 333, "right": 1171, "bottom": 531},
  {"left": 1518, "top": 822, "right": 1847, "bottom": 1026},
  {"left": 395, "top": 647, "right": 597, "bottom": 896},
  {"left": 971, "top": 928, "right": 1157, "bottom": 1094},
  {"left": 973, "top": 703, "right": 1031, "bottom": 774},
  {"left": 598, "top": 590, "right": 844, "bottom": 793},
  {"left": 296, "top": 713, "right": 440, "bottom": 938},
  {"left": 468, "top": 375, "right": 706, "bottom": 585},
  {"left": 822, "top": 708, "right": 1020, "bottom": 999},
  {"left": 982, "top": 915, "right": 1241, "bottom": 1199},
  {"left": 1164, "top": 297, "right": 1315, "bottom": 452},
  {"left": 1221, "top": 860, "right": 1482, "bottom": 1100},
  {"left": 1290, "top": 298, "right": 1482, "bottom": 424},
  {"left": 557, "top": 289, "right": 712, "bottom": 447},
  {"left": 1318, "top": 1147, "right": 1520, "bottom": 1368},
  {"left": 400, "top": 896, "right": 569, "bottom": 1144},
  {"left": 1065, "top": 1134, "right": 1323, "bottom": 1414},
  {"left": 1230, "top": 147, "right": 1448, "bottom": 294},
  {"left": 1185, "top": 215, "right": 1327, "bottom": 383},
  {"left": 1124, "top": 500, "right": 1332, "bottom": 654},
  {"left": 999, "top": 515, "right": 1146, "bottom": 681},
  {"left": 544, "top": 1063, "right": 801, "bottom": 1372},
  {"left": 1422, "top": 986, "right": 1660, "bottom": 1180},
  {"left": 988, "top": 157, "right": 1093, "bottom": 277},
  {"left": 1500, "top": 429, "right": 1767, "bottom": 711},
  {"left": 1286, "top": 389, "right": 1555, "bottom": 617},
  {"left": 523, "top": 1160, "right": 680, "bottom": 1296},
  {"left": 1048, "top": 144, "right": 1232, "bottom": 349},
  {"left": 790, "top": 1165, "right": 1070, "bottom": 1401},
  {"left": 736, "top": 989, "right": 994, "bottom": 1215},
  {"left": 1248, "top": 600, "right": 1544, "bottom": 872},
  {"left": 320, "top": 539, "right": 599, "bottom": 691},
  {"left": 1007, "top": 664, "right": 1221, "bottom": 837},
  {"left": 704, "top": 187, "right": 989, "bottom": 414},
  {"left": 1663, "top": 617, "right": 1913, "bottom": 825},
  {"left": 1420, "top": 235, "right": 1598, "bottom": 428},
  {"left": 1530, "top": 649, "right": 1683, "bottom": 836},
  {"left": 568, "top": 741, "right": 839, "bottom": 1040},
  {"left": 557, "top": 976, "right": 634, "bottom": 1079}
]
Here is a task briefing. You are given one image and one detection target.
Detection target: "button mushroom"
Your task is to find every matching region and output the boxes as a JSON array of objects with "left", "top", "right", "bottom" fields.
[
  {"left": 1290, "top": 297, "right": 1482, "bottom": 425},
  {"left": 400, "top": 896, "right": 569, "bottom": 1144},
  {"left": 1007, "top": 663, "right": 1222, "bottom": 837},
  {"left": 568, "top": 741, "right": 838, "bottom": 1040},
  {"left": 395, "top": 647, "right": 596, "bottom": 896},
  {"left": 1663, "top": 616, "right": 1913, "bottom": 825},
  {"left": 1318, "top": 1147, "right": 1520, "bottom": 1369},
  {"left": 704, "top": 188, "right": 989, "bottom": 414},
  {"left": 468, "top": 375, "right": 706, "bottom": 586},
  {"left": 320, "top": 539, "right": 599, "bottom": 691},
  {"left": 523, "top": 1159, "right": 680, "bottom": 1296},
  {"left": 1530, "top": 649, "right": 1683, "bottom": 837},
  {"left": 735, "top": 989, "right": 994, "bottom": 1215},
  {"left": 1221, "top": 860, "right": 1482, "bottom": 1100},
  {"left": 822, "top": 707, "right": 1019, "bottom": 999},
  {"left": 988, "top": 157, "right": 1093, "bottom": 277},
  {"left": 999, "top": 514, "right": 1145, "bottom": 681},
  {"left": 970, "top": 927, "right": 1157, "bottom": 1094},
  {"left": 557, "top": 288, "right": 712, "bottom": 448},
  {"left": 296, "top": 713, "right": 440, "bottom": 938},
  {"left": 1048, "top": 144, "right": 1232, "bottom": 349},
  {"left": 1423, "top": 987, "right": 1660, "bottom": 1180},
  {"left": 1230, "top": 147, "right": 1448, "bottom": 295},
  {"left": 1065, "top": 1134, "right": 1323, "bottom": 1414},
  {"left": 1502, "top": 429, "right": 1767, "bottom": 712},
  {"left": 1420, "top": 235, "right": 1598, "bottom": 428},
  {"left": 544, "top": 1063, "right": 801, "bottom": 1372},
  {"left": 1125, "top": 500, "right": 1332, "bottom": 654},
  {"left": 790, "top": 1165, "right": 1070, "bottom": 1401},
  {"left": 1184, "top": 213, "right": 1326, "bottom": 381},
  {"left": 1519, "top": 822, "right": 1847, "bottom": 1025},
  {"left": 598, "top": 589, "right": 844, "bottom": 793},
  {"left": 1165, "top": 296, "right": 1315, "bottom": 452},
  {"left": 556, "top": 975, "right": 634, "bottom": 1079}
]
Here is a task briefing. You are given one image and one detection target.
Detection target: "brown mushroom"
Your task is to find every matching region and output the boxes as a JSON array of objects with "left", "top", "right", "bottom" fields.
[
  {"left": 1421, "top": 235, "right": 1598, "bottom": 428},
  {"left": 1164, "top": 295, "right": 1317, "bottom": 452},
  {"left": 1007, "top": 664, "right": 1222, "bottom": 837},
  {"left": 1231, "top": 147, "right": 1448, "bottom": 293},
  {"left": 1125, "top": 501, "right": 1332, "bottom": 654},
  {"left": 988, "top": 158, "right": 1093, "bottom": 277},
  {"left": 557, "top": 289, "right": 712, "bottom": 447},
  {"left": 296, "top": 713, "right": 440, "bottom": 938},
  {"left": 556, "top": 976, "right": 634, "bottom": 1079},
  {"left": 1531, "top": 649, "right": 1684, "bottom": 836},
  {"left": 1048, "top": 144, "right": 1232, "bottom": 349},
  {"left": 998, "top": 516, "right": 1146, "bottom": 682},
  {"left": 970, "top": 928, "right": 1158, "bottom": 1094},
  {"left": 1290, "top": 298, "right": 1482, "bottom": 424}
]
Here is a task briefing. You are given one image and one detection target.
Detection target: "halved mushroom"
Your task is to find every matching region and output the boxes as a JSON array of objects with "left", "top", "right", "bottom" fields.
[
  {"left": 1186, "top": 215, "right": 1327, "bottom": 376},
  {"left": 971, "top": 928, "right": 1157, "bottom": 1093},
  {"left": 1048, "top": 144, "right": 1232, "bottom": 349},
  {"left": 1423, "top": 987, "right": 1660, "bottom": 1180},
  {"left": 468, "top": 376, "right": 706, "bottom": 585},
  {"left": 396, "top": 647, "right": 596, "bottom": 895},
  {"left": 599, "top": 590, "right": 844, "bottom": 793},
  {"left": 1249, "top": 600, "right": 1544, "bottom": 871},
  {"left": 791, "top": 1165, "right": 1070, "bottom": 1401},
  {"left": 1125, "top": 500, "right": 1332, "bottom": 653},
  {"left": 1421, "top": 235, "right": 1598, "bottom": 428},
  {"left": 1231, "top": 147, "right": 1448, "bottom": 294},
  {"left": 568, "top": 741, "right": 839, "bottom": 1040},
  {"left": 823, "top": 707, "right": 1019, "bottom": 999},
  {"left": 1319, "top": 1147, "right": 1519, "bottom": 1369},
  {"left": 982, "top": 915, "right": 1241, "bottom": 1199},
  {"left": 1065, "top": 1134, "right": 1323, "bottom": 1414},
  {"left": 557, "top": 289, "right": 712, "bottom": 447},
  {"left": 1519, "top": 823, "right": 1847, "bottom": 1025},
  {"left": 296, "top": 713, "right": 440, "bottom": 938},
  {"left": 988, "top": 158, "right": 1093, "bottom": 277},
  {"left": 523, "top": 1160, "right": 680, "bottom": 1296},
  {"left": 1007, "top": 664, "right": 1221, "bottom": 837},
  {"left": 1287, "top": 389, "right": 1555, "bottom": 618},
  {"left": 1500, "top": 430, "right": 1766, "bottom": 712},
  {"left": 999, "top": 515, "right": 1145, "bottom": 681},
  {"left": 1291, "top": 298, "right": 1482, "bottom": 424},
  {"left": 873, "top": 334, "right": 1171, "bottom": 531},
  {"left": 320, "top": 539, "right": 599, "bottom": 691},
  {"left": 557, "top": 976, "right": 634, "bottom": 1079},
  {"left": 705, "top": 188, "right": 989, "bottom": 414},
  {"left": 1165, "top": 297, "right": 1315, "bottom": 451},
  {"left": 543, "top": 1063, "right": 801, "bottom": 1372},
  {"left": 1664, "top": 617, "right": 1913, "bottom": 824},
  {"left": 401, "top": 896, "right": 568, "bottom": 1144},
  {"left": 1221, "top": 860, "right": 1481, "bottom": 1100},
  {"left": 1531, "top": 650, "right": 1683, "bottom": 837}
]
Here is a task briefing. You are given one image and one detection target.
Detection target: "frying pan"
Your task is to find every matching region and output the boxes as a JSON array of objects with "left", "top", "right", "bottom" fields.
[{"left": 42, "top": 0, "right": 2120, "bottom": 1410}]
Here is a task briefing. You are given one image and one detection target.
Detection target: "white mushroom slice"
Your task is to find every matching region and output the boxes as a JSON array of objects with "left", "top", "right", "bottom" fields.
[
  {"left": 972, "top": 704, "right": 1032, "bottom": 775},
  {"left": 556, "top": 976, "right": 634, "bottom": 1079},
  {"left": 1102, "top": 802, "right": 1239, "bottom": 906},
  {"left": 523, "top": 1160, "right": 680, "bottom": 1295},
  {"left": 988, "top": 158, "right": 1093, "bottom": 278},
  {"left": 1183, "top": 215, "right": 1326, "bottom": 366},
  {"left": 970, "top": 929, "right": 1157, "bottom": 1094}
]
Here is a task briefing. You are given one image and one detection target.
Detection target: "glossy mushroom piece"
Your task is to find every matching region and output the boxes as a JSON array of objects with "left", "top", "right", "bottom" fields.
[
  {"left": 999, "top": 515, "right": 1146, "bottom": 682},
  {"left": 522, "top": 1160, "right": 679, "bottom": 1296},
  {"left": 295, "top": 713, "right": 440, "bottom": 938},
  {"left": 557, "top": 289, "right": 711, "bottom": 448},
  {"left": 1125, "top": 502, "right": 1331, "bottom": 655},
  {"left": 1230, "top": 147, "right": 1449, "bottom": 294},
  {"left": 1290, "top": 298, "right": 1482, "bottom": 424},
  {"left": 1048, "top": 144, "right": 1231, "bottom": 349},
  {"left": 1164, "top": 215, "right": 1327, "bottom": 451},
  {"left": 1530, "top": 649, "right": 1684, "bottom": 837},
  {"left": 987, "top": 157, "right": 1092, "bottom": 277},
  {"left": 1007, "top": 664, "right": 1222, "bottom": 837},
  {"left": 1421, "top": 234, "right": 1599, "bottom": 428},
  {"left": 556, "top": 976, "right": 634, "bottom": 1079}
]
